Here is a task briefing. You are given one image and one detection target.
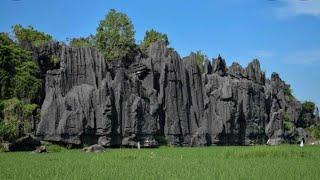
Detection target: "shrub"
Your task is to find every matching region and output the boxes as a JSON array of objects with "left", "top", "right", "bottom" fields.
[
  {"left": 283, "top": 85, "right": 294, "bottom": 101},
  {"left": 141, "top": 29, "right": 169, "bottom": 52},
  {"left": 0, "top": 121, "right": 18, "bottom": 141},
  {"left": 302, "top": 101, "right": 315, "bottom": 114},
  {"left": 194, "top": 51, "right": 207, "bottom": 73},
  {"left": 12, "top": 24, "right": 52, "bottom": 47},
  {"left": 282, "top": 112, "right": 294, "bottom": 131},
  {"left": 307, "top": 126, "right": 320, "bottom": 140},
  {"left": 14, "top": 61, "right": 41, "bottom": 100},
  {"left": 154, "top": 134, "right": 168, "bottom": 146},
  {"left": 96, "top": 9, "right": 135, "bottom": 61},
  {"left": 69, "top": 35, "right": 96, "bottom": 48},
  {"left": 0, "top": 98, "right": 37, "bottom": 141}
]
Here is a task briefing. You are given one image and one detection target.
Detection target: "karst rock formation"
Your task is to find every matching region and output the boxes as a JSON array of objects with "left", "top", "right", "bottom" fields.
[{"left": 34, "top": 41, "right": 318, "bottom": 147}]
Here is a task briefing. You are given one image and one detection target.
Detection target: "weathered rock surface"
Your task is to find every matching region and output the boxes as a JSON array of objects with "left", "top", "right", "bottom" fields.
[
  {"left": 2, "top": 135, "right": 40, "bottom": 151},
  {"left": 35, "top": 41, "right": 318, "bottom": 147},
  {"left": 83, "top": 144, "right": 106, "bottom": 153},
  {"left": 33, "top": 145, "right": 47, "bottom": 153}
]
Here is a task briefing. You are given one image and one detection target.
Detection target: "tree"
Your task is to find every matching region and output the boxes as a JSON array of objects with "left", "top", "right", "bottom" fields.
[
  {"left": 0, "top": 32, "right": 14, "bottom": 46},
  {"left": 69, "top": 35, "right": 96, "bottom": 48},
  {"left": 0, "top": 33, "right": 41, "bottom": 100},
  {"left": 302, "top": 101, "right": 315, "bottom": 114},
  {"left": 0, "top": 33, "right": 40, "bottom": 141},
  {"left": 141, "top": 29, "right": 169, "bottom": 51},
  {"left": 298, "top": 101, "right": 316, "bottom": 128},
  {"left": 96, "top": 9, "right": 135, "bottom": 61},
  {"left": 12, "top": 24, "right": 52, "bottom": 47},
  {"left": 194, "top": 51, "right": 207, "bottom": 73}
]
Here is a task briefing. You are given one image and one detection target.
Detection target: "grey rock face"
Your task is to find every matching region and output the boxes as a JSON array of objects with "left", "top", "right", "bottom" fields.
[
  {"left": 2, "top": 135, "right": 40, "bottom": 151},
  {"left": 35, "top": 41, "right": 316, "bottom": 146},
  {"left": 83, "top": 144, "right": 106, "bottom": 153}
]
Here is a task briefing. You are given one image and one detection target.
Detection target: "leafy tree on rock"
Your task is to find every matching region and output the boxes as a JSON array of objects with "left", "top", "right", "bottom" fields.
[
  {"left": 194, "top": 51, "right": 207, "bottom": 73},
  {"left": 0, "top": 33, "right": 41, "bottom": 141},
  {"left": 12, "top": 24, "right": 52, "bottom": 48},
  {"left": 96, "top": 9, "right": 135, "bottom": 61},
  {"left": 69, "top": 35, "right": 96, "bottom": 48},
  {"left": 0, "top": 33, "right": 41, "bottom": 100},
  {"left": 298, "top": 101, "right": 316, "bottom": 128},
  {"left": 141, "top": 29, "right": 169, "bottom": 52}
]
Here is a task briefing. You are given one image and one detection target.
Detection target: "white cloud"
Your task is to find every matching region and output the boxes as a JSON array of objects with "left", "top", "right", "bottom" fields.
[
  {"left": 275, "top": 0, "right": 320, "bottom": 19},
  {"left": 282, "top": 49, "right": 320, "bottom": 65}
]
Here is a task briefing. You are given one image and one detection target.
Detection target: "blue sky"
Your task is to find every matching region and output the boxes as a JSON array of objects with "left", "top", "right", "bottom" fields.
[{"left": 1, "top": 0, "right": 319, "bottom": 107}]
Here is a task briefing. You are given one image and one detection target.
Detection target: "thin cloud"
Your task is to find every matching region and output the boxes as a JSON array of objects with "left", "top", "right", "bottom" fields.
[
  {"left": 282, "top": 49, "right": 320, "bottom": 65},
  {"left": 275, "top": 0, "right": 320, "bottom": 19}
]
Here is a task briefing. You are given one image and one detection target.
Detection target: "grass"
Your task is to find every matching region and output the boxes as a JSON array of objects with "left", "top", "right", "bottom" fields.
[{"left": 0, "top": 145, "right": 320, "bottom": 179}]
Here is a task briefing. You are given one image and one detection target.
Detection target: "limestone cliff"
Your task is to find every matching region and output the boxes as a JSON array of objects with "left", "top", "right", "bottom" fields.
[{"left": 35, "top": 41, "right": 318, "bottom": 147}]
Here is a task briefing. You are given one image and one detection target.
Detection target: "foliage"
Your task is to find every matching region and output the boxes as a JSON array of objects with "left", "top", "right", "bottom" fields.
[
  {"left": 283, "top": 121, "right": 294, "bottom": 131},
  {"left": 283, "top": 85, "right": 294, "bottom": 101},
  {"left": 0, "top": 121, "right": 17, "bottom": 141},
  {"left": 154, "top": 134, "right": 168, "bottom": 146},
  {"left": 69, "top": 35, "right": 96, "bottom": 48},
  {"left": 297, "top": 101, "right": 316, "bottom": 128},
  {"left": 141, "top": 29, "right": 169, "bottom": 52},
  {"left": 12, "top": 24, "right": 52, "bottom": 47},
  {"left": 302, "top": 101, "right": 315, "bottom": 114},
  {"left": 14, "top": 61, "right": 41, "bottom": 99},
  {"left": 0, "top": 33, "right": 41, "bottom": 100},
  {"left": 307, "top": 126, "right": 320, "bottom": 140},
  {"left": 194, "top": 51, "right": 207, "bottom": 73},
  {"left": 0, "top": 32, "right": 14, "bottom": 46},
  {"left": 2, "top": 98, "right": 37, "bottom": 122},
  {"left": 96, "top": 9, "right": 135, "bottom": 61},
  {"left": 1, "top": 146, "right": 320, "bottom": 179},
  {"left": 50, "top": 55, "right": 60, "bottom": 67},
  {"left": 283, "top": 112, "right": 290, "bottom": 122},
  {"left": 283, "top": 112, "right": 294, "bottom": 131},
  {"left": 41, "top": 142, "right": 68, "bottom": 153},
  {"left": 0, "top": 98, "right": 38, "bottom": 141}
]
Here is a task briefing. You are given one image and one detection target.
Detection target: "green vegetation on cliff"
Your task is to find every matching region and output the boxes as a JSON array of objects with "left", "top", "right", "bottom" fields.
[
  {"left": 0, "top": 29, "right": 41, "bottom": 141},
  {"left": 96, "top": 9, "right": 135, "bottom": 61},
  {"left": 141, "top": 29, "right": 169, "bottom": 52},
  {"left": 69, "top": 35, "right": 96, "bottom": 48},
  {"left": 13, "top": 24, "right": 52, "bottom": 47}
]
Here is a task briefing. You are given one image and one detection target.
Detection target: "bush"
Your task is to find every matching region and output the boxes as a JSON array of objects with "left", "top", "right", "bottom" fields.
[
  {"left": 282, "top": 112, "right": 294, "bottom": 131},
  {"left": 283, "top": 85, "right": 294, "bottom": 101},
  {"left": 154, "top": 134, "right": 168, "bottom": 146},
  {"left": 302, "top": 101, "right": 315, "bottom": 114},
  {"left": 69, "top": 35, "right": 96, "bottom": 48},
  {"left": 0, "top": 121, "right": 18, "bottom": 141},
  {"left": 0, "top": 98, "right": 37, "bottom": 141},
  {"left": 307, "top": 126, "right": 320, "bottom": 140},
  {"left": 194, "top": 51, "right": 207, "bottom": 73},
  {"left": 13, "top": 24, "right": 52, "bottom": 47},
  {"left": 141, "top": 29, "right": 169, "bottom": 52},
  {"left": 96, "top": 9, "right": 135, "bottom": 61}
]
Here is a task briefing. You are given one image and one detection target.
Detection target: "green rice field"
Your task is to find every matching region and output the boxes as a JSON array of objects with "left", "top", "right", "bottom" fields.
[{"left": 0, "top": 145, "right": 319, "bottom": 179}]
